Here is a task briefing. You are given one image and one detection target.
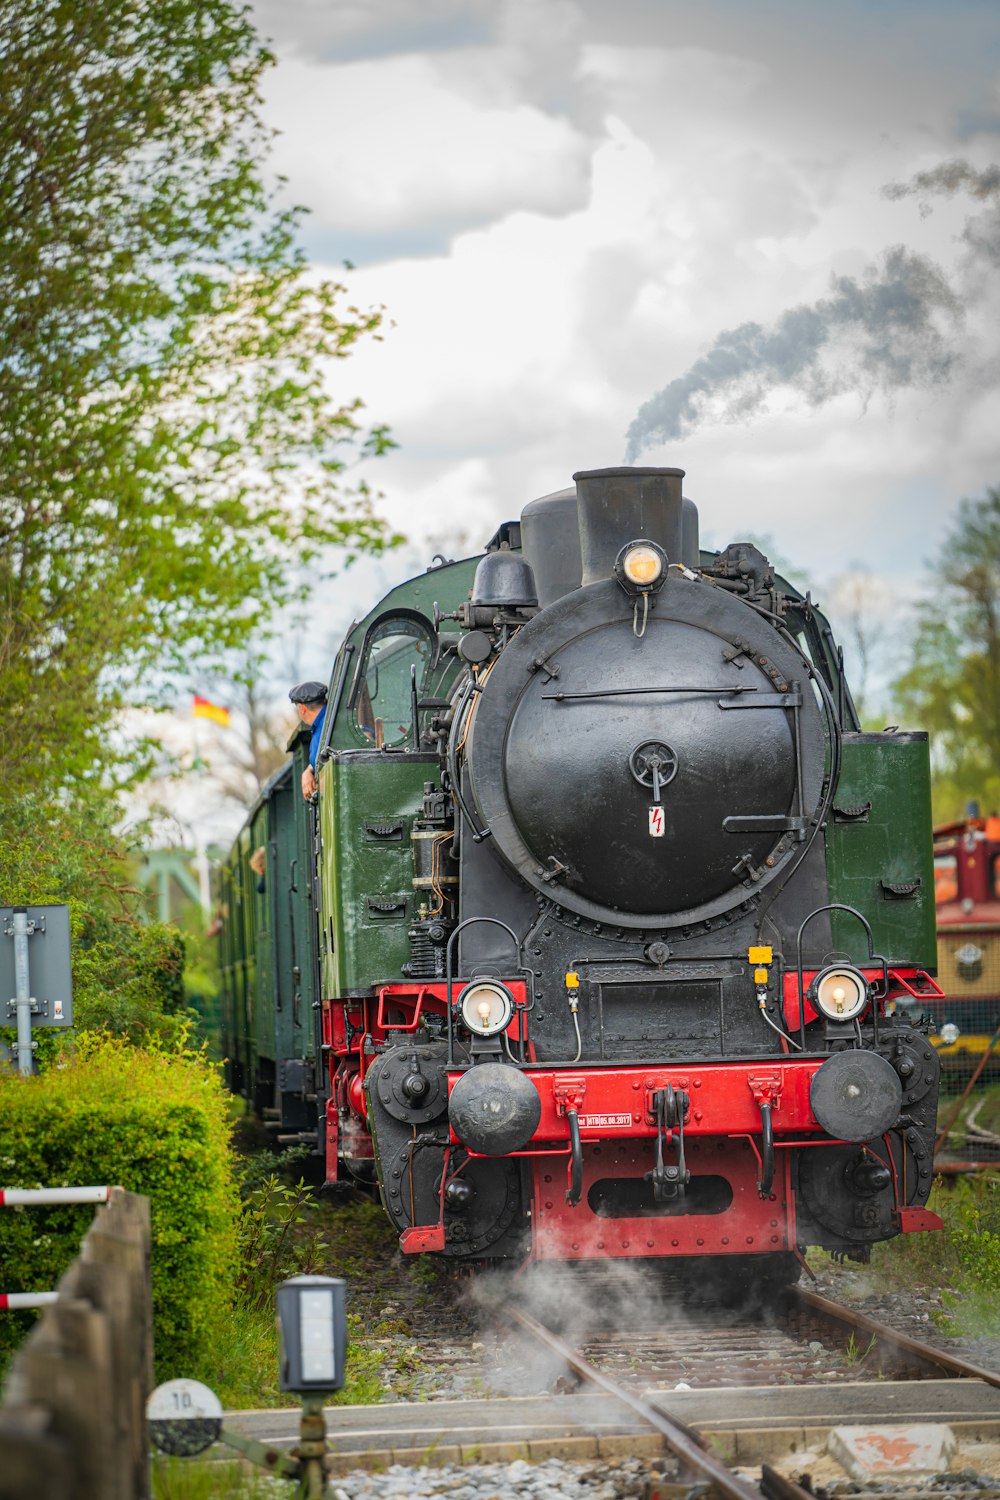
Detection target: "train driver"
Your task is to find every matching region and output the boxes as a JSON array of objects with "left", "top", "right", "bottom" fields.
[{"left": 289, "top": 680, "right": 328, "bottom": 800}]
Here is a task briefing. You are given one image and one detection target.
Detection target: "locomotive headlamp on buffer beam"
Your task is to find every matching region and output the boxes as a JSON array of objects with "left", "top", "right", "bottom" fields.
[
  {"left": 810, "top": 964, "right": 870, "bottom": 1023},
  {"left": 458, "top": 980, "right": 515, "bottom": 1038},
  {"left": 614, "top": 539, "right": 668, "bottom": 595}
]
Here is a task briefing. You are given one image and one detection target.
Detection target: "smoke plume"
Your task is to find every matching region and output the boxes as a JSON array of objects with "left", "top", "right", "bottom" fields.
[
  {"left": 884, "top": 160, "right": 1000, "bottom": 204},
  {"left": 625, "top": 246, "right": 960, "bottom": 460},
  {"left": 884, "top": 158, "right": 1000, "bottom": 268}
]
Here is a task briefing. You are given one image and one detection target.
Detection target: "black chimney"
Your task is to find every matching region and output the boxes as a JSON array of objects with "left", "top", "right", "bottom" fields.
[{"left": 573, "top": 466, "right": 686, "bottom": 586}]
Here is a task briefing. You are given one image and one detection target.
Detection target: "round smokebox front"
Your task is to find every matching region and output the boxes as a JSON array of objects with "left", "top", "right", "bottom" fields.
[{"left": 465, "top": 578, "right": 823, "bottom": 930}]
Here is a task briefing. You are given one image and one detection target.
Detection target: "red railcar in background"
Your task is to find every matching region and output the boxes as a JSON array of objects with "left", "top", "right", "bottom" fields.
[{"left": 932, "top": 812, "right": 1000, "bottom": 1081}]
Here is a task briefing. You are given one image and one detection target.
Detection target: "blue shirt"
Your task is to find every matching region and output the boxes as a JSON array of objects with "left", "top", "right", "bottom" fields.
[{"left": 309, "top": 704, "right": 326, "bottom": 768}]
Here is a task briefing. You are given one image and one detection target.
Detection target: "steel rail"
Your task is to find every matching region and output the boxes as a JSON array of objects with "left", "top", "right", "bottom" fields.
[
  {"left": 508, "top": 1306, "right": 810, "bottom": 1500},
  {"left": 788, "top": 1286, "right": 1000, "bottom": 1389}
]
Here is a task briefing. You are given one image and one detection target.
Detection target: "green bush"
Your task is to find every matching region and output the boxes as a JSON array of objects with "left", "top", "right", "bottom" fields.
[
  {"left": 71, "top": 921, "right": 190, "bottom": 1045},
  {"left": 0, "top": 1034, "right": 238, "bottom": 1378}
]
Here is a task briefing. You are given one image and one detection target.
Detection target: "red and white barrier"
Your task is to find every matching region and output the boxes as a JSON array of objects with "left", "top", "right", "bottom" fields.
[
  {"left": 0, "top": 1186, "right": 121, "bottom": 1309},
  {"left": 0, "top": 1186, "right": 116, "bottom": 1207}
]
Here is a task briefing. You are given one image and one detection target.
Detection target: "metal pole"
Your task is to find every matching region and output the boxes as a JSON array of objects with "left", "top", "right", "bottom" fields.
[
  {"left": 13, "top": 909, "right": 33, "bottom": 1077},
  {"left": 297, "top": 1393, "right": 328, "bottom": 1499}
]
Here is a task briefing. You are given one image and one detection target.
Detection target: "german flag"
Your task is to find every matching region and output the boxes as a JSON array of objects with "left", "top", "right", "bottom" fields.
[{"left": 193, "top": 695, "right": 231, "bottom": 728}]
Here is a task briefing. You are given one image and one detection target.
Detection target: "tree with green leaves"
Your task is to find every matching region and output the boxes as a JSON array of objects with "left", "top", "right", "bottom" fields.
[
  {"left": 895, "top": 485, "right": 1000, "bottom": 818},
  {"left": 0, "top": 0, "right": 398, "bottom": 803}
]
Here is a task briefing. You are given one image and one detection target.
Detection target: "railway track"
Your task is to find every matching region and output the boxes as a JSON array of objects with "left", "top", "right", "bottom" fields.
[
  {"left": 221, "top": 1264, "right": 1000, "bottom": 1498},
  {"left": 226, "top": 1278, "right": 1000, "bottom": 1500},
  {"left": 503, "top": 1279, "right": 1000, "bottom": 1500},
  {"left": 361, "top": 1259, "right": 1000, "bottom": 1401},
  {"left": 485, "top": 1260, "right": 999, "bottom": 1394}
]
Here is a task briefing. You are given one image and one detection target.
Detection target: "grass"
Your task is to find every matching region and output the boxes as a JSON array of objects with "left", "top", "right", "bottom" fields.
[
  {"left": 151, "top": 1456, "right": 282, "bottom": 1499},
  {"left": 842, "top": 1331, "right": 877, "bottom": 1367},
  {"left": 199, "top": 1127, "right": 450, "bottom": 1410},
  {"left": 197, "top": 1303, "right": 392, "bottom": 1409}
]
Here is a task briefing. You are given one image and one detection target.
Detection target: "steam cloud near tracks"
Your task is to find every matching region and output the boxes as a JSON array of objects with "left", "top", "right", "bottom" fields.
[{"left": 468, "top": 1259, "right": 763, "bottom": 1397}]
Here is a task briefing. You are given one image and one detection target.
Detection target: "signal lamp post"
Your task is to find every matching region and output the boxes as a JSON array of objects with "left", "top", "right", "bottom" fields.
[
  {"left": 148, "top": 1274, "right": 347, "bottom": 1500},
  {"left": 278, "top": 1275, "right": 348, "bottom": 1498}
]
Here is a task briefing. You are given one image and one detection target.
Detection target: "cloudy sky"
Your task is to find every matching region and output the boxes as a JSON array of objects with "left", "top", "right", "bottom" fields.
[
  {"left": 142, "top": 0, "right": 1000, "bottom": 843},
  {"left": 244, "top": 0, "right": 1000, "bottom": 646}
]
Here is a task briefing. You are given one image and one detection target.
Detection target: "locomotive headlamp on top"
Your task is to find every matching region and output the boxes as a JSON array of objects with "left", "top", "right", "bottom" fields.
[
  {"left": 810, "top": 964, "right": 870, "bottom": 1022},
  {"left": 458, "top": 980, "right": 515, "bottom": 1037},
  {"left": 614, "top": 539, "right": 668, "bottom": 595}
]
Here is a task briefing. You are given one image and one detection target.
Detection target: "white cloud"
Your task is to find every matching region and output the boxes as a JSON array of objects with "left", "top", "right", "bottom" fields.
[
  {"left": 263, "top": 52, "right": 591, "bottom": 235},
  {"left": 252, "top": 2, "right": 1000, "bottom": 691}
]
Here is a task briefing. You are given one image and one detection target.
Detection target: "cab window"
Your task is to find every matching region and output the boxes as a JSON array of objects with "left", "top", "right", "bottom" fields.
[{"left": 351, "top": 612, "right": 435, "bottom": 747}]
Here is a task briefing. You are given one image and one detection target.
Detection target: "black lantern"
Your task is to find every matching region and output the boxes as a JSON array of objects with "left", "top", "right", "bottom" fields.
[{"left": 276, "top": 1275, "right": 347, "bottom": 1394}]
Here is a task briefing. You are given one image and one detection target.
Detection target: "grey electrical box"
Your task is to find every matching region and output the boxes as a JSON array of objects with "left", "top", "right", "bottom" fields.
[{"left": 0, "top": 904, "right": 74, "bottom": 1026}]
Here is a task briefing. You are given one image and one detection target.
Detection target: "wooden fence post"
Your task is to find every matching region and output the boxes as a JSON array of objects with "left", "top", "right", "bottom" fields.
[
  {"left": 0, "top": 1191, "right": 153, "bottom": 1500},
  {"left": 82, "top": 1193, "right": 154, "bottom": 1500}
]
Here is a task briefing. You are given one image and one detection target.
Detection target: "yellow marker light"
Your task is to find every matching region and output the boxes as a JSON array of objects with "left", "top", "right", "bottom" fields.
[{"left": 622, "top": 545, "right": 663, "bottom": 587}]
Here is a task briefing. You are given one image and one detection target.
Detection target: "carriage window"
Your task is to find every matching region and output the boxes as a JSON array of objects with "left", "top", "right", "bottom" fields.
[
  {"left": 934, "top": 854, "right": 958, "bottom": 905},
  {"left": 353, "top": 614, "right": 434, "bottom": 747}
]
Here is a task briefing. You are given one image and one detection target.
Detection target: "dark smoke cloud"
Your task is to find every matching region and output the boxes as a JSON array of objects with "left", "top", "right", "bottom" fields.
[
  {"left": 625, "top": 246, "right": 960, "bottom": 461},
  {"left": 884, "top": 160, "right": 1000, "bottom": 204},
  {"left": 884, "top": 158, "right": 1000, "bottom": 268}
]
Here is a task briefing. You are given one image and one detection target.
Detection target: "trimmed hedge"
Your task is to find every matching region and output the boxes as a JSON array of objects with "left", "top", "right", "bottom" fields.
[{"left": 0, "top": 1035, "right": 238, "bottom": 1378}]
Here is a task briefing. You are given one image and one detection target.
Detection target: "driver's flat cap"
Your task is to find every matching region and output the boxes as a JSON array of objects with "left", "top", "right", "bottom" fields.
[{"left": 289, "top": 680, "right": 327, "bottom": 705}]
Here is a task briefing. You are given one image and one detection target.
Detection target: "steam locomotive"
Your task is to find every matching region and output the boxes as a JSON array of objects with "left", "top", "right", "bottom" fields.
[{"left": 220, "top": 465, "right": 944, "bottom": 1273}]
